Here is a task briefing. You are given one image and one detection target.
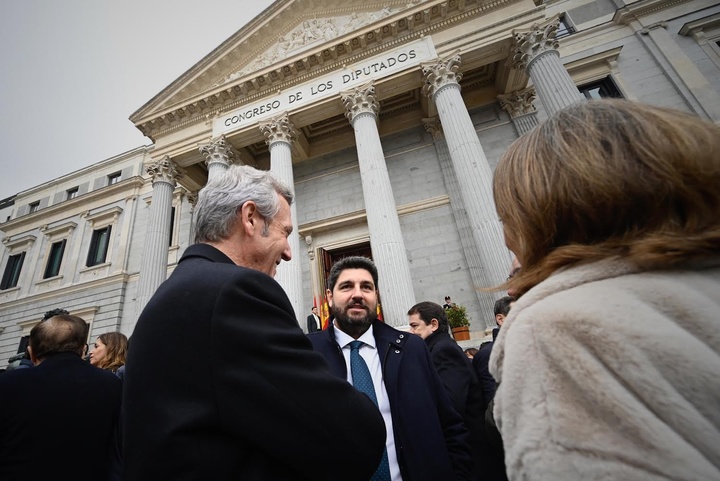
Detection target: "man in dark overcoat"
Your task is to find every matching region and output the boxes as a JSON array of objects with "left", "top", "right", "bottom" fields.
[
  {"left": 408, "top": 301, "right": 491, "bottom": 481},
  {"left": 308, "top": 256, "right": 475, "bottom": 481},
  {"left": 0, "top": 314, "right": 122, "bottom": 481},
  {"left": 123, "top": 166, "right": 385, "bottom": 481},
  {"left": 306, "top": 306, "right": 321, "bottom": 333}
]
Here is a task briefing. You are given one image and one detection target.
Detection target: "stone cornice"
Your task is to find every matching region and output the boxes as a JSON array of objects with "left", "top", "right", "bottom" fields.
[
  {"left": 8, "top": 146, "right": 151, "bottom": 200},
  {"left": 0, "top": 273, "right": 131, "bottom": 311},
  {"left": 298, "top": 195, "right": 449, "bottom": 237},
  {"left": 135, "top": 0, "right": 523, "bottom": 141},
  {"left": 679, "top": 12, "right": 720, "bottom": 35},
  {"left": 0, "top": 177, "right": 145, "bottom": 234},
  {"left": 613, "top": 0, "right": 693, "bottom": 26}
]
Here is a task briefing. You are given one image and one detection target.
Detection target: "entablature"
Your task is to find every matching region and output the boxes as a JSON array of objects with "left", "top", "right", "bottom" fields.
[{"left": 134, "top": 0, "right": 531, "bottom": 141}]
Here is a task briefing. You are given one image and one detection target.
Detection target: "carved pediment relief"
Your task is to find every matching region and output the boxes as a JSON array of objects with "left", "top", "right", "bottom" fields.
[{"left": 215, "top": 5, "right": 406, "bottom": 87}]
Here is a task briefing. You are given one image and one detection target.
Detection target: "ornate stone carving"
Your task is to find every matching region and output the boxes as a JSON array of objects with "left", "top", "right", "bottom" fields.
[
  {"left": 421, "top": 117, "right": 443, "bottom": 140},
  {"left": 186, "top": 191, "right": 198, "bottom": 210},
  {"left": 199, "top": 135, "right": 236, "bottom": 168},
  {"left": 259, "top": 113, "right": 298, "bottom": 145},
  {"left": 422, "top": 54, "right": 463, "bottom": 98},
  {"left": 217, "top": 8, "right": 399, "bottom": 85},
  {"left": 509, "top": 17, "right": 561, "bottom": 71},
  {"left": 146, "top": 156, "right": 181, "bottom": 186},
  {"left": 498, "top": 87, "right": 537, "bottom": 118},
  {"left": 341, "top": 82, "right": 379, "bottom": 124}
]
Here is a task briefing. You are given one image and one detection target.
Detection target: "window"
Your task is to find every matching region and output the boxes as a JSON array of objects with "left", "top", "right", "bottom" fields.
[
  {"left": 29, "top": 202, "right": 40, "bottom": 213},
  {"left": 169, "top": 207, "right": 176, "bottom": 247},
  {"left": 107, "top": 172, "right": 121, "bottom": 185},
  {"left": 87, "top": 226, "right": 112, "bottom": 267},
  {"left": 17, "top": 336, "right": 30, "bottom": 355},
  {"left": 67, "top": 187, "right": 79, "bottom": 200},
  {"left": 578, "top": 76, "right": 623, "bottom": 99},
  {"left": 1, "top": 252, "right": 26, "bottom": 290},
  {"left": 556, "top": 15, "right": 576, "bottom": 39},
  {"left": 44, "top": 239, "right": 67, "bottom": 279}
]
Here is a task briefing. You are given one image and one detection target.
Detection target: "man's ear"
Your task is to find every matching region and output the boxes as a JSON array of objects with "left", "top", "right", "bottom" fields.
[
  {"left": 28, "top": 346, "right": 40, "bottom": 366},
  {"left": 430, "top": 318, "right": 440, "bottom": 332},
  {"left": 496, "top": 314, "right": 505, "bottom": 326},
  {"left": 325, "top": 289, "right": 333, "bottom": 307},
  {"left": 238, "top": 201, "right": 260, "bottom": 236}
]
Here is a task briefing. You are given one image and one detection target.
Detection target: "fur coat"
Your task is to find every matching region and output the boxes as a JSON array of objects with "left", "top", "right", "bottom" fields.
[{"left": 489, "top": 257, "right": 720, "bottom": 481}]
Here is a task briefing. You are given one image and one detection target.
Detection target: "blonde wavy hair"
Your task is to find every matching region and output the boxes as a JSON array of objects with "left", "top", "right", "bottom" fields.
[
  {"left": 95, "top": 332, "right": 128, "bottom": 372},
  {"left": 494, "top": 99, "right": 720, "bottom": 297}
]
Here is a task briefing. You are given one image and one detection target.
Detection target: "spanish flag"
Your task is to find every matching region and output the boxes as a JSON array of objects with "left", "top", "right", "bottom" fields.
[{"left": 320, "top": 298, "right": 331, "bottom": 330}]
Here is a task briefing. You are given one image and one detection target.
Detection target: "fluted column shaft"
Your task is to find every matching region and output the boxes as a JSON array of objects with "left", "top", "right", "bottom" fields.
[
  {"left": 424, "top": 119, "right": 495, "bottom": 328},
  {"left": 136, "top": 156, "right": 180, "bottom": 316},
  {"left": 423, "top": 56, "right": 511, "bottom": 310},
  {"left": 510, "top": 17, "right": 584, "bottom": 116},
  {"left": 200, "top": 135, "right": 236, "bottom": 182},
  {"left": 260, "top": 114, "right": 303, "bottom": 323},
  {"left": 342, "top": 84, "right": 416, "bottom": 327},
  {"left": 512, "top": 113, "right": 540, "bottom": 134}
]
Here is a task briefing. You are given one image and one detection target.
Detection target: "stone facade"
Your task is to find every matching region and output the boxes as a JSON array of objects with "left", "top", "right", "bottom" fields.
[{"left": 2, "top": 0, "right": 720, "bottom": 365}]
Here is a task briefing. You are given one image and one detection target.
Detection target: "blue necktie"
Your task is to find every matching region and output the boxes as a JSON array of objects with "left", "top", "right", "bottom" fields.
[{"left": 350, "top": 340, "right": 391, "bottom": 481}]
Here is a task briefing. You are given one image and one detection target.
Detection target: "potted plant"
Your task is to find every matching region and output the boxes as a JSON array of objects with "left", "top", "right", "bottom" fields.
[{"left": 445, "top": 304, "right": 471, "bottom": 341}]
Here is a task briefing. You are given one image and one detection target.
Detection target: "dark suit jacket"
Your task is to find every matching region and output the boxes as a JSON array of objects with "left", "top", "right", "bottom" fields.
[
  {"left": 471, "top": 332, "right": 509, "bottom": 481},
  {"left": 123, "top": 244, "right": 385, "bottom": 481},
  {"left": 425, "top": 331, "right": 489, "bottom": 481},
  {"left": 306, "top": 313, "right": 320, "bottom": 333},
  {"left": 0, "top": 352, "right": 122, "bottom": 481},
  {"left": 308, "top": 320, "right": 475, "bottom": 481}
]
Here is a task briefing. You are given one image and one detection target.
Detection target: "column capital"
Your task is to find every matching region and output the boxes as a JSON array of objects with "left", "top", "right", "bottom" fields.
[
  {"left": 259, "top": 112, "right": 298, "bottom": 146},
  {"left": 422, "top": 117, "right": 444, "bottom": 141},
  {"left": 422, "top": 53, "right": 463, "bottom": 99},
  {"left": 146, "top": 156, "right": 181, "bottom": 187},
  {"left": 199, "top": 135, "right": 236, "bottom": 168},
  {"left": 509, "top": 16, "right": 561, "bottom": 71},
  {"left": 498, "top": 87, "right": 537, "bottom": 119},
  {"left": 341, "top": 82, "right": 379, "bottom": 125}
]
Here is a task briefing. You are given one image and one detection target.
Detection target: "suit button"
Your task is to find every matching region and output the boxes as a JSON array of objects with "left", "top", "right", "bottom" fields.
[
  {"left": 399, "top": 334, "right": 404, "bottom": 338},
  {"left": 395, "top": 350, "right": 400, "bottom": 354},
  {"left": 395, "top": 339, "right": 401, "bottom": 343}
]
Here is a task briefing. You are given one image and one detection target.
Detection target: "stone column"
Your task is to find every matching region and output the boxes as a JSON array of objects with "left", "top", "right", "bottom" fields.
[
  {"left": 423, "top": 118, "right": 496, "bottom": 328},
  {"left": 259, "top": 113, "right": 304, "bottom": 323},
  {"left": 509, "top": 16, "right": 584, "bottom": 116},
  {"left": 199, "top": 135, "right": 236, "bottom": 182},
  {"left": 341, "top": 82, "right": 416, "bottom": 327},
  {"left": 136, "top": 156, "right": 181, "bottom": 316},
  {"left": 498, "top": 87, "right": 539, "bottom": 135},
  {"left": 423, "top": 54, "right": 511, "bottom": 315}
]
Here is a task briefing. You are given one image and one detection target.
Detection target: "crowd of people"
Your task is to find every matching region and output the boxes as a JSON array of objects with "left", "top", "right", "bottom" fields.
[{"left": 0, "top": 99, "right": 718, "bottom": 480}]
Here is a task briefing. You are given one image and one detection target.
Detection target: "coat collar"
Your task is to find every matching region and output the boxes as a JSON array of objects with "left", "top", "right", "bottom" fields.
[
  {"left": 180, "top": 243, "right": 235, "bottom": 265},
  {"left": 424, "top": 330, "right": 452, "bottom": 350},
  {"left": 324, "top": 319, "right": 409, "bottom": 351}
]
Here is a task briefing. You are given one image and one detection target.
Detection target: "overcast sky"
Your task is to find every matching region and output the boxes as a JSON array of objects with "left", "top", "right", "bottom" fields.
[{"left": 0, "top": 0, "right": 276, "bottom": 199}]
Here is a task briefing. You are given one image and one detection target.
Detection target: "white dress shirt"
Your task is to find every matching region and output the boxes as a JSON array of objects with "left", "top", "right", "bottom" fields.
[{"left": 334, "top": 324, "right": 403, "bottom": 481}]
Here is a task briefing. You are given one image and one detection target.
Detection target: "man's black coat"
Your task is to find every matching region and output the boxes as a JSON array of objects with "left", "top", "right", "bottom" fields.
[
  {"left": 0, "top": 352, "right": 121, "bottom": 481},
  {"left": 425, "top": 330, "right": 491, "bottom": 481},
  {"left": 123, "top": 244, "right": 386, "bottom": 481},
  {"left": 308, "top": 320, "right": 475, "bottom": 481},
  {"left": 306, "top": 313, "right": 320, "bottom": 333}
]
